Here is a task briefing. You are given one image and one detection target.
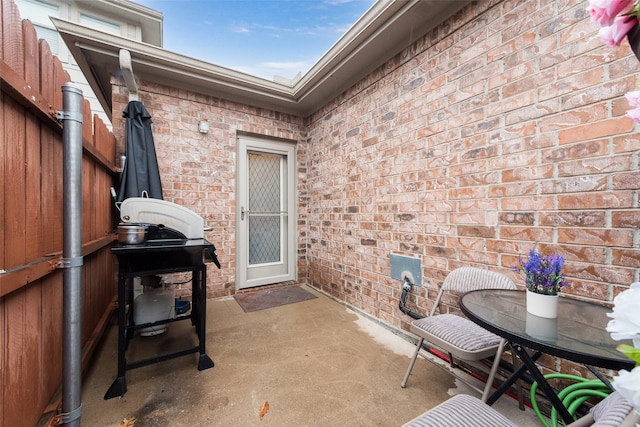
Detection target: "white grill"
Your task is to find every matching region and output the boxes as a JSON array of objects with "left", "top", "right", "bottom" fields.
[{"left": 119, "top": 197, "right": 204, "bottom": 239}]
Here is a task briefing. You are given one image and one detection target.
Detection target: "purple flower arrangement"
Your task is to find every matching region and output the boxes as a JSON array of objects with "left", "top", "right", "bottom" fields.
[{"left": 514, "top": 250, "right": 568, "bottom": 296}]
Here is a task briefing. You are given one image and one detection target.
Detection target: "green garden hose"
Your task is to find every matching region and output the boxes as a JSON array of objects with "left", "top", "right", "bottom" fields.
[{"left": 529, "top": 373, "right": 612, "bottom": 427}]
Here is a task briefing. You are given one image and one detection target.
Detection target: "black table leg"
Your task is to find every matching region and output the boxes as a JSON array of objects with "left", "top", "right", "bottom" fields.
[
  {"left": 486, "top": 348, "right": 541, "bottom": 406},
  {"left": 586, "top": 365, "right": 615, "bottom": 391},
  {"left": 126, "top": 276, "right": 134, "bottom": 348},
  {"left": 104, "top": 273, "right": 128, "bottom": 399},
  {"left": 191, "top": 268, "right": 200, "bottom": 330},
  {"left": 196, "top": 266, "right": 214, "bottom": 371},
  {"left": 512, "top": 344, "right": 574, "bottom": 424}
]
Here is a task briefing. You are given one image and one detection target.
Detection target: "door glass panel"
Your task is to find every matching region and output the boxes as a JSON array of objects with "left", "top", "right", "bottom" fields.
[{"left": 248, "top": 152, "right": 283, "bottom": 265}]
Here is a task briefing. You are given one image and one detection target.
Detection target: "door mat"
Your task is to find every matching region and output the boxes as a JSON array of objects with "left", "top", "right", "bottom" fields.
[{"left": 234, "top": 286, "right": 317, "bottom": 313}]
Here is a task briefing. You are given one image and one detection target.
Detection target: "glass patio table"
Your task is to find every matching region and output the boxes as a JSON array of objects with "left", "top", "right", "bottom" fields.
[{"left": 459, "top": 289, "right": 634, "bottom": 424}]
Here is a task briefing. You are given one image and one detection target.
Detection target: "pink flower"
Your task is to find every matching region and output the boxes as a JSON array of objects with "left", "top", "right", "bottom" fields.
[
  {"left": 599, "top": 16, "right": 638, "bottom": 46},
  {"left": 625, "top": 90, "right": 640, "bottom": 107},
  {"left": 626, "top": 106, "right": 640, "bottom": 122},
  {"left": 589, "top": 0, "right": 635, "bottom": 27}
]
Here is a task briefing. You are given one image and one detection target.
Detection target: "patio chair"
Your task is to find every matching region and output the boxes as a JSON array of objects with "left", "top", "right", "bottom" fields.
[
  {"left": 567, "top": 390, "right": 635, "bottom": 427},
  {"left": 401, "top": 391, "right": 634, "bottom": 427},
  {"left": 401, "top": 267, "right": 516, "bottom": 402}
]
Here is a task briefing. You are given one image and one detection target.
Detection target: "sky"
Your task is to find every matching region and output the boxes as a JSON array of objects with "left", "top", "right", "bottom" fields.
[{"left": 134, "top": 0, "right": 376, "bottom": 81}]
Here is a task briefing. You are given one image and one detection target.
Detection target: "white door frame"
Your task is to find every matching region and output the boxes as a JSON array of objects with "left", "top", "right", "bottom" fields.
[{"left": 236, "top": 135, "right": 297, "bottom": 289}]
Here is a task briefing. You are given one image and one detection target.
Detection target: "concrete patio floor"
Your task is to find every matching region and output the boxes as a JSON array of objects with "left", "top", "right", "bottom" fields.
[{"left": 80, "top": 285, "right": 541, "bottom": 426}]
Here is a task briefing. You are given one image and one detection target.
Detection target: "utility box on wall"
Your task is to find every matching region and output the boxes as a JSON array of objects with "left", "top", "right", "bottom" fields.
[{"left": 390, "top": 254, "right": 422, "bottom": 286}]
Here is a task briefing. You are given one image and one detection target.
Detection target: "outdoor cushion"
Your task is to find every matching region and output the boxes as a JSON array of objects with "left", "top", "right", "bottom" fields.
[
  {"left": 410, "top": 313, "right": 502, "bottom": 352},
  {"left": 402, "top": 394, "right": 517, "bottom": 427},
  {"left": 591, "top": 391, "right": 633, "bottom": 427}
]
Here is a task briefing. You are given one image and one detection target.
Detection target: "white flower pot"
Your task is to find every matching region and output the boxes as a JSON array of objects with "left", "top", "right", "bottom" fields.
[{"left": 526, "top": 289, "right": 559, "bottom": 319}]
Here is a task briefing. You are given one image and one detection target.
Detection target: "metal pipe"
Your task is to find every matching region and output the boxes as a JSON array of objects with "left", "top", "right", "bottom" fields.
[{"left": 61, "top": 82, "right": 84, "bottom": 427}]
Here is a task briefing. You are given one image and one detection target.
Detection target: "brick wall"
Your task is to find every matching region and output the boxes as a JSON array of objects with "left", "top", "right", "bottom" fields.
[
  {"left": 305, "top": 0, "right": 639, "bottom": 334},
  {"left": 111, "top": 0, "right": 638, "bottom": 368}
]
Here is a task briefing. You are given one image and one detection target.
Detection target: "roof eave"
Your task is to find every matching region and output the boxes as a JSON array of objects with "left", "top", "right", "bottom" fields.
[{"left": 52, "top": 0, "right": 470, "bottom": 120}]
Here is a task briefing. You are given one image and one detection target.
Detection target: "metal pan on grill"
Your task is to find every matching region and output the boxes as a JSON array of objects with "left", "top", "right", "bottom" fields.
[{"left": 117, "top": 223, "right": 148, "bottom": 244}]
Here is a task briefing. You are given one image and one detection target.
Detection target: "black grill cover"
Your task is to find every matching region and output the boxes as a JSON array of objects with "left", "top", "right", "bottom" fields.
[{"left": 116, "top": 101, "right": 163, "bottom": 202}]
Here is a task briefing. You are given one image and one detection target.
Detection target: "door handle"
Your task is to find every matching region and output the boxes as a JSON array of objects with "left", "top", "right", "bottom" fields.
[{"left": 241, "top": 207, "right": 286, "bottom": 220}]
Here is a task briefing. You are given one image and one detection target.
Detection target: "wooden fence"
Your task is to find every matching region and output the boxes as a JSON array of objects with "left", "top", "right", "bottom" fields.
[{"left": 1, "top": 0, "right": 118, "bottom": 425}]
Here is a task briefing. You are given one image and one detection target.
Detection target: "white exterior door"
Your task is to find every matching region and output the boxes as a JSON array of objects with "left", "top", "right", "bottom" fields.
[{"left": 236, "top": 136, "right": 296, "bottom": 289}]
